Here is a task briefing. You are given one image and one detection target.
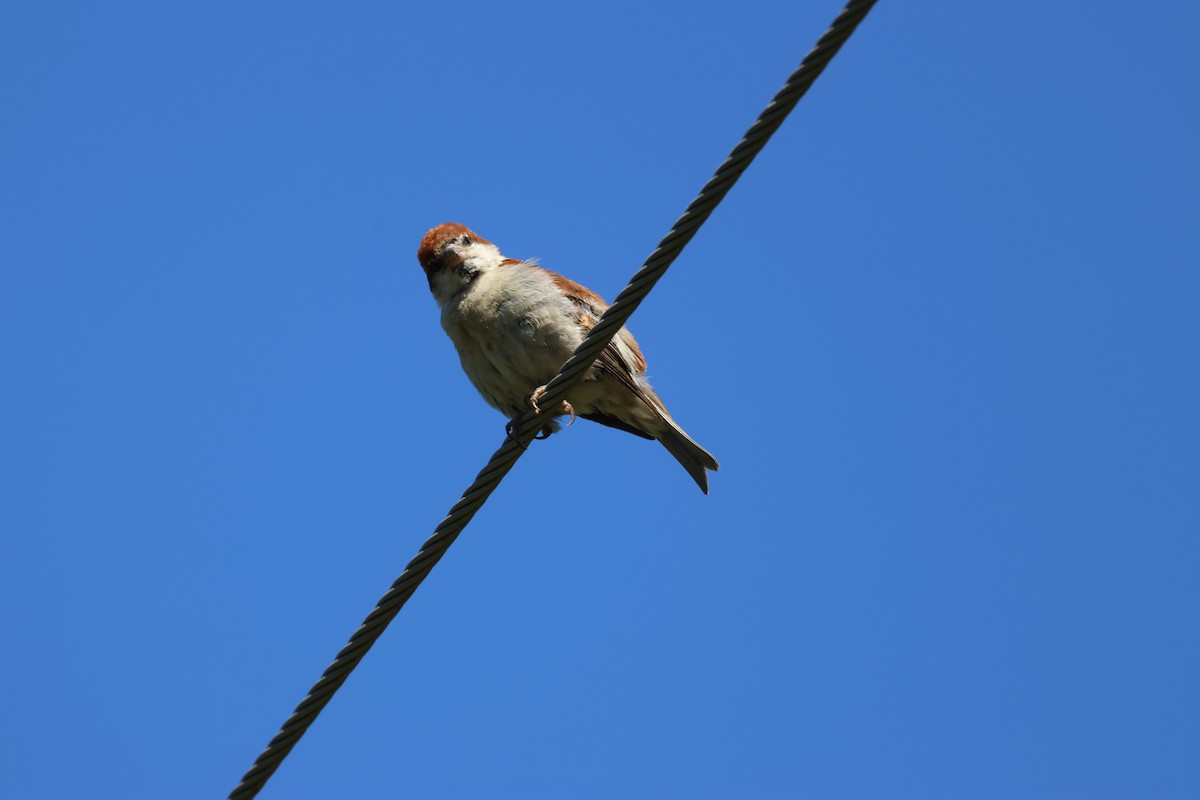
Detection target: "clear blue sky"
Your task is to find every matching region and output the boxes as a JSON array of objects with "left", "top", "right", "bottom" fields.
[{"left": 3, "top": 2, "right": 1198, "bottom": 798}]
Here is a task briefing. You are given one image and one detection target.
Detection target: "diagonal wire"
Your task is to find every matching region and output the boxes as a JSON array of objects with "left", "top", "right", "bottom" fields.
[{"left": 228, "top": 1, "right": 877, "bottom": 797}]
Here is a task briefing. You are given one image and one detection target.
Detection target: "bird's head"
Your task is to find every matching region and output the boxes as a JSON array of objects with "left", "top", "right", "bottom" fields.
[{"left": 417, "top": 222, "right": 503, "bottom": 304}]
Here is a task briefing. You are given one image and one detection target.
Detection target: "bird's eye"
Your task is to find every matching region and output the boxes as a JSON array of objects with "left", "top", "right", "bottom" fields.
[{"left": 460, "top": 235, "right": 473, "bottom": 246}]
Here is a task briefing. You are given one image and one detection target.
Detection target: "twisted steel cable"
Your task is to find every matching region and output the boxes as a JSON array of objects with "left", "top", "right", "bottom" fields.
[{"left": 228, "top": 2, "right": 877, "bottom": 797}]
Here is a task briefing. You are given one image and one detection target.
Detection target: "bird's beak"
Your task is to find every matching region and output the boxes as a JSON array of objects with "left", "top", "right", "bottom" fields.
[{"left": 439, "top": 244, "right": 465, "bottom": 269}]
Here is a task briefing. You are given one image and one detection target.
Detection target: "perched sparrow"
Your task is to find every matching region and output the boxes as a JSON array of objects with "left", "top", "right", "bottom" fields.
[{"left": 418, "top": 222, "right": 719, "bottom": 493}]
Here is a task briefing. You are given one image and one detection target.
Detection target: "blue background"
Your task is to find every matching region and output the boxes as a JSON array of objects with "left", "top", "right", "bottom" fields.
[{"left": 3, "top": 2, "right": 1198, "bottom": 798}]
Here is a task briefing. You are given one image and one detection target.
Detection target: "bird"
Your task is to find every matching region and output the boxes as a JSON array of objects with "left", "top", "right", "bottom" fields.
[{"left": 417, "top": 222, "right": 719, "bottom": 493}]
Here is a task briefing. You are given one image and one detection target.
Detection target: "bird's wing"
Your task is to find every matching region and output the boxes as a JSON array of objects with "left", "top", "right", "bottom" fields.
[
  {"left": 540, "top": 268, "right": 665, "bottom": 427},
  {"left": 539, "top": 266, "right": 717, "bottom": 492}
]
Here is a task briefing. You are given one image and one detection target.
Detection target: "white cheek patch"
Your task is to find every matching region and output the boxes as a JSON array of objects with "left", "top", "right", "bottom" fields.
[
  {"left": 430, "top": 244, "right": 507, "bottom": 306},
  {"left": 461, "top": 243, "right": 503, "bottom": 272}
]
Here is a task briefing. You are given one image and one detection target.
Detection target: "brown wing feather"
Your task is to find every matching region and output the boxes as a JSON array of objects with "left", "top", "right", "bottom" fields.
[
  {"left": 527, "top": 267, "right": 665, "bottom": 425},
  {"left": 544, "top": 270, "right": 647, "bottom": 373}
]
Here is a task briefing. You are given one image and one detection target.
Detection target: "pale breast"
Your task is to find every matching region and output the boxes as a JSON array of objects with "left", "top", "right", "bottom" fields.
[{"left": 440, "top": 264, "right": 585, "bottom": 416}]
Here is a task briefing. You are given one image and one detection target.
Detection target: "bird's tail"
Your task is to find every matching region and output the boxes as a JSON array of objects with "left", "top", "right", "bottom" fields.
[{"left": 656, "top": 418, "right": 720, "bottom": 494}]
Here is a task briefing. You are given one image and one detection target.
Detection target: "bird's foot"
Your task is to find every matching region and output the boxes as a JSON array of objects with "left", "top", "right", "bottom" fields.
[
  {"left": 506, "top": 387, "right": 574, "bottom": 441},
  {"left": 529, "top": 385, "right": 575, "bottom": 436}
]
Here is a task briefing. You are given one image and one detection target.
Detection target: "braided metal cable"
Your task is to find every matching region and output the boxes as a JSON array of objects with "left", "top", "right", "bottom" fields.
[{"left": 228, "top": 2, "right": 877, "bottom": 797}]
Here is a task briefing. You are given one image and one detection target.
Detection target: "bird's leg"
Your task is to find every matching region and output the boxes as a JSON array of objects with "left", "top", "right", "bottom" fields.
[
  {"left": 504, "top": 390, "right": 546, "bottom": 443},
  {"left": 530, "top": 385, "right": 575, "bottom": 424},
  {"left": 528, "top": 385, "right": 575, "bottom": 439}
]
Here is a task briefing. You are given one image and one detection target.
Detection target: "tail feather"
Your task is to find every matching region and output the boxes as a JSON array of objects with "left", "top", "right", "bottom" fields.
[{"left": 655, "top": 420, "right": 720, "bottom": 494}]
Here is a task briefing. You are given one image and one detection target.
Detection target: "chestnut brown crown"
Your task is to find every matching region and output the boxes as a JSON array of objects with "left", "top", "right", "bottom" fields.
[{"left": 417, "top": 222, "right": 494, "bottom": 272}]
